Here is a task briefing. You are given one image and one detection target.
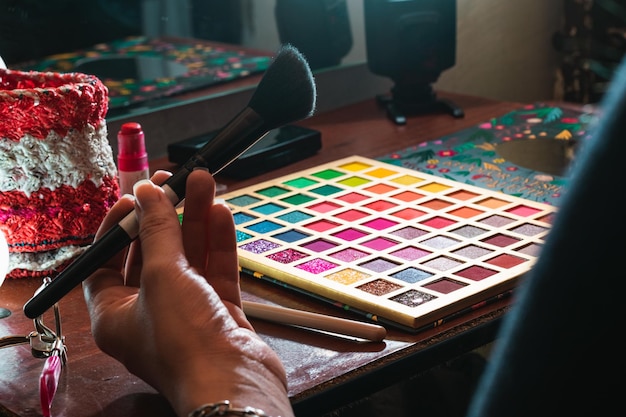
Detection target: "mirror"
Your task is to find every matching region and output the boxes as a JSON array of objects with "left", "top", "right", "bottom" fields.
[
  {"left": 73, "top": 56, "right": 190, "bottom": 81},
  {"left": 0, "top": 1, "right": 363, "bottom": 121}
]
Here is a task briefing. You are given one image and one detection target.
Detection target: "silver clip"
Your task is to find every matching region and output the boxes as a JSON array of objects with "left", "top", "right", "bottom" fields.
[
  {"left": 29, "top": 278, "right": 67, "bottom": 364},
  {"left": 0, "top": 335, "right": 30, "bottom": 349},
  {"left": 0, "top": 277, "right": 67, "bottom": 364}
]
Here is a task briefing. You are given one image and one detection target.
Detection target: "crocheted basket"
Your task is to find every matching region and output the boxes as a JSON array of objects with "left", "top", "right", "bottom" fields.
[{"left": 0, "top": 69, "right": 120, "bottom": 279}]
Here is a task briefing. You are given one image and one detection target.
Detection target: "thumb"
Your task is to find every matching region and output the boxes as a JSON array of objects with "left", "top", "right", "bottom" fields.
[{"left": 133, "top": 180, "right": 186, "bottom": 277}]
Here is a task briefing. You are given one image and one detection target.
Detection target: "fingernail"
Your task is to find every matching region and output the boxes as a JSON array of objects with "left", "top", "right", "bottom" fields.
[
  {"left": 119, "top": 193, "right": 136, "bottom": 205},
  {"left": 132, "top": 179, "right": 153, "bottom": 195},
  {"left": 133, "top": 179, "right": 159, "bottom": 211},
  {"left": 193, "top": 167, "right": 210, "bottom": 172}
]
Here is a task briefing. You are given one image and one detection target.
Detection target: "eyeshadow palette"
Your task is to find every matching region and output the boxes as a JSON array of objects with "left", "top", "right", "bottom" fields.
[{"left": 220, "top": 156, "right": 557, "bottom": 332}]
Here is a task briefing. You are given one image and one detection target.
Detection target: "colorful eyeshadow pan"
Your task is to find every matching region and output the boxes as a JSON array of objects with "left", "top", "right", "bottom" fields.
[
  {"left": 329, "top": 248, "right": 370, "bottom": 262},
  {"left": 335, "top": 209, "right": 370, "bottom": 222},
  {"left": 256, "top": 186, "right": 290, "bottom": 197},
  {"left": 267, "top": 249, "right": 308, "bottom": 264},
  {"left": 390, "top": 246, "right": 431, "bottom": 261},
  {"left": 245, "top": 220, "right": 283, "bottom": 234},
  {"left": 450, "top": 225, "right": 488, "bottom": 238},
  {"left": 310, "top": 184, "right": 344, "bottom": 196},
  {"left": 333, "top": 228, "right": 368, "bottom": 241},
  {"left": 392, "top": 267, "right": 433, "bottom": 283},
  {"left": 253, "top": 203, "right": 286, "bottom": 215},
  {"left": 390, "top": 207, "right": 426, "bottom": 220},
  {"left": 214, "top": 156, "right": 556, "bottom": 331},
  {"left": 336, "top": 192, "right": 369, "bottom": 203},
  {"left": 326, "top": 268, "right": 370, "bottom": 284},
  {"left": 272, "top": 230, "right": 310, "bottom": 243},
  {"left": 390, "top": 226, "right": 429, "bottom": 240},
  {"left": 276, "top": 210, "right": 313, "bottom": 224},
  {"left": 391, "top": 290, "right": 436, "bottom": 308},
  {"left": 390, "top": 190, "right": 424, "bottom": 202},
  {"left": 301, "top": 239, "right": 337, "bottom": 252},
  {"left": 422, "top": 199, "right": 453, "bottom": 210},
  {"left": 357, "top": 279, "right": 402, "bottom": 295},
  {"left": 307, "top": 201, "right": 342, "bottom": 213},
  {"left": 233, "top": 212, "right": 257, "bottom": 225},
  {"left": 423, "top": 279, "right": 467, "bottom": 294}
]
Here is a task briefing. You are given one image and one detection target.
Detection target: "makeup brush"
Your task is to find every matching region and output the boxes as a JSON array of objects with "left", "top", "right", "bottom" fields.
[{"left": 24, "top": 44, "right": 317, "bottom": 319}]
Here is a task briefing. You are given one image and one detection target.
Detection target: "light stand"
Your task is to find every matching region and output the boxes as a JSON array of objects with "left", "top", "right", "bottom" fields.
[{"left": 364, "top": 0, "right": 464, "bottom": 125}]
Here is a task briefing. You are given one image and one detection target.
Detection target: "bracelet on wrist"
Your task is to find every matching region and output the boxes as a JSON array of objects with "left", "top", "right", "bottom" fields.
[{"left": 188, "top": 400, "right": 276, "bottom": 417}]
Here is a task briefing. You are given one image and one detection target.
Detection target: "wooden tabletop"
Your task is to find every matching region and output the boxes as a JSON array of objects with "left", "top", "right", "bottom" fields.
[{"left": 0, "top": 92, "right": 523, "bottom": 417}]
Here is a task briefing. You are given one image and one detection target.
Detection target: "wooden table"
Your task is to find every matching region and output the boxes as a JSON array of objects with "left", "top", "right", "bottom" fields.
[{"left": 0, "top": 92, "right": 523, "bottom": 417}]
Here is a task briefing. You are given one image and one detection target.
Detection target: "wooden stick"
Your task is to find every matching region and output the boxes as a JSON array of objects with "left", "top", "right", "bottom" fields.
[{"left": 243, "top": 300, "right": 387, "bottom": 342}]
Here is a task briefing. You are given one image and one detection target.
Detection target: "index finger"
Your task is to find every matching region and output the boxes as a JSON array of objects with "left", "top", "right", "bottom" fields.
[{"left": 132, "top": 179, "right": 188, "bottom": 285}]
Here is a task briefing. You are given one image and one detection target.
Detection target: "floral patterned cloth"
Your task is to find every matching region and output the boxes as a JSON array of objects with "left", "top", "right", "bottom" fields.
[
  {"left": 16, "top": 36, "right": 272, "bottom": 111},
  {"left": 379, "top": 104, "right": 596, "bottom": 206}
]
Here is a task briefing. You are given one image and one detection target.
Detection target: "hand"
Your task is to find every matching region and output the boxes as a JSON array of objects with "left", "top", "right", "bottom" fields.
[{"left": 83, "top": 169, "right": 293, "bottom": 417}]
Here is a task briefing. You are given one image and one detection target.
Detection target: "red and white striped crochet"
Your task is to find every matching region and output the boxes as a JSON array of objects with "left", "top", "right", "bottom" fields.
[{"left": 0, "top": 69, "right": 120, "bottom": 279}]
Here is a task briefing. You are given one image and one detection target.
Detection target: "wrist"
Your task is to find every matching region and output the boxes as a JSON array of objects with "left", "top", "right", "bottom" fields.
[
  {"left": 173, "top": 364, "right": 292, "bottom": 417},
  {"left": 188, "top": 400, "right": 275, "bottom": 417},
  {"left": 164, "top": 334, "right": 293, "bottom": 417}
]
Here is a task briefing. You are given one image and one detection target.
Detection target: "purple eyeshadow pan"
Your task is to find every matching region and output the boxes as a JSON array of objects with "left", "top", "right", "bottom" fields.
[
  {"left": 329, "top": 248, "right": 370, "bottom": 262},
  {"left": 332, "top": 228, "right": 368, "bottom": 241},
  {"left": 301, "top": 239, "right": 337, "bottom": 252},
  {"left": 390, "top": 246, "right": 431, "bottom": 261},
  {"left": 239, "top": 239, "right": 280, "bottom": 254},
  {"left": 515, "top": 242, "right": 543, "bottom": 257}
]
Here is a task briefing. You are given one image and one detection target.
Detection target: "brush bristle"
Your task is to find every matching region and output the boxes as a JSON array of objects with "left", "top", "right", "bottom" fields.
[{"left": 248, "top": 44, "right": 316, "bottom": 129}]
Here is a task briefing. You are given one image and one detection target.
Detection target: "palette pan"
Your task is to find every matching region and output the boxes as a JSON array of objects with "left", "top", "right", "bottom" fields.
[{"left": 218, "top": 156, "right": 557, "bottom": 332}]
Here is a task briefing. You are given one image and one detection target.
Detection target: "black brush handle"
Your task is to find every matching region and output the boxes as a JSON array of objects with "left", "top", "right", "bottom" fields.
[{"left": 24, "top": 224, "right": 132, "bottom": 318}]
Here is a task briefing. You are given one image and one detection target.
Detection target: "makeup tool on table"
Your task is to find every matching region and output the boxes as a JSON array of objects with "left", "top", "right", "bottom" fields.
[
  {"left": 23, "top": 44, "right": 317, "bottom": 319},
  {"left": 242, "top": 300, "right": 386, "bottom": 342}
]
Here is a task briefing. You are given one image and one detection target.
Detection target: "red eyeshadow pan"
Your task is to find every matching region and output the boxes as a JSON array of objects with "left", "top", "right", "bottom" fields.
[
  {"left": 455, "top": 265, "right": 498, "bottom": 281},
  {"left": 423, "top": 279, "right": 467, "bottom": 294},
  {"left": 420, "top": 216, "right": 456, "bottom": 229},
  {"left": 486, "top": 253, "right": 527, "bottom": 268}
]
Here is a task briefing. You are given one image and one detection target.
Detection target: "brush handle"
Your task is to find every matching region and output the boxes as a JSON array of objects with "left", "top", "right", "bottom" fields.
[
  {"left": 242, "top": 300, "right": 387, "bottom": 342},
  {"left": 23, "top": 223, "right": 133, "bottom": 319}
]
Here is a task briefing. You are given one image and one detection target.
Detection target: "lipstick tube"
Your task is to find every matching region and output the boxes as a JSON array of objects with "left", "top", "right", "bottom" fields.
[{"left": 117, "top": 122, "right": 149, "bottom": 195}]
